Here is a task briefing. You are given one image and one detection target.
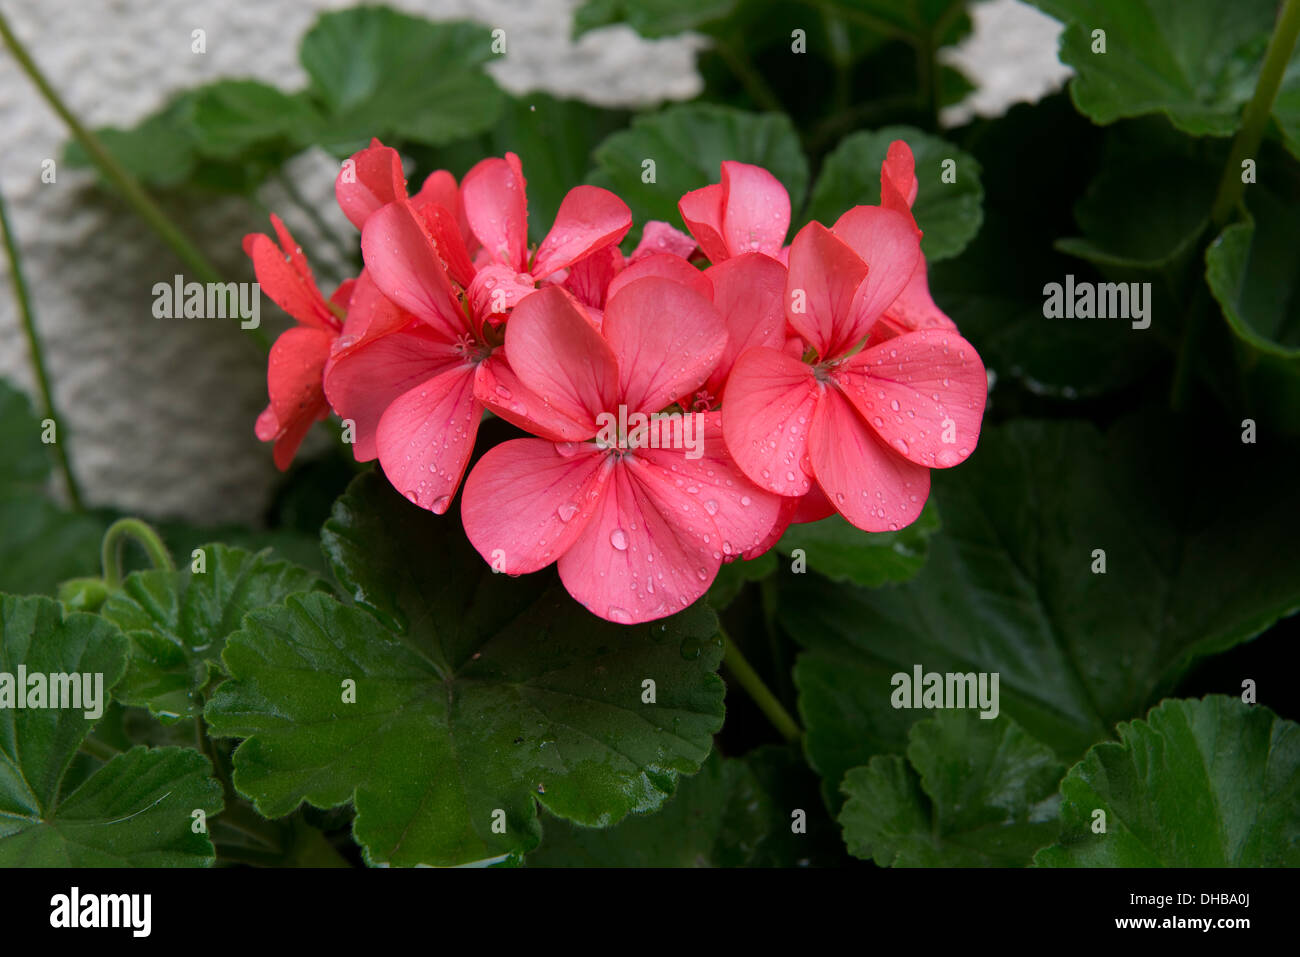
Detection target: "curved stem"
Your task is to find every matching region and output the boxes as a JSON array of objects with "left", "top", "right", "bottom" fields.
[
  {"left": 100, "top": 518, "right": 175, "bottom": 588},
  {"left": 0, "top": 8, "right": 269, "bottom": 352},
  {"left": 719, "top": 624, "right": 802, "bottom": 744},
  {"left": 0, "top": 188, "right": 83, "bottom": 509},
  {"left": 1210, "top": 0, "right": 1300, "bottom": 228}
]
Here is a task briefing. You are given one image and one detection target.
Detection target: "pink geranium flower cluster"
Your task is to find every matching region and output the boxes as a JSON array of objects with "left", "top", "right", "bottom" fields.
[{"left": 245, "top": 138, "right": 987, "bottom": 624}]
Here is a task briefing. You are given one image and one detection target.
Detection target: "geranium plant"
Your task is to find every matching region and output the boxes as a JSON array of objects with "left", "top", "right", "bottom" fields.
[{"left": 0, "top": 0, "right": 1297, "bottom": 873}]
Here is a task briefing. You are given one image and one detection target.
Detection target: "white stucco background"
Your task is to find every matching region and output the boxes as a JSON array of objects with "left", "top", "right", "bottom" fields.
[{"left": 0, "top": 0, "right": 1067, "bottom": 525}]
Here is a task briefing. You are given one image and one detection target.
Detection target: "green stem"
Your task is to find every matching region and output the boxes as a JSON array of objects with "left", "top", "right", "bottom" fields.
[
  {"left": 79, "top": 735, "right": 121, "bottom": 762},
  {"left": 100, "top": 518, "right": 175, "bottom": 588},
  {"left": 0, "top": 188, "right": 83, "bottom": 509},
  {"left": 0, "top": 8, "right": 269, "bottom": 352},
  {"left": 1210, "top": 0, "right": 1300, "bottom": 228},
  {"left": 720, "top": 625, "right": 801, "bottom": 744}
]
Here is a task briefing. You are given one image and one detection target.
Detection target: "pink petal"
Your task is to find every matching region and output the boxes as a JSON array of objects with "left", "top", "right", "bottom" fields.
[
  {"left": 606, "top": 252, "right": 712, "bottom": 304},
  {"left": 634, "top": 411, "right": 781, "bottom": 559},
  {"left": 809, "top": 386, "right": 929, "bottom": 532},
  {"left": 323, "top": 326, "right": 464, "bottom": 461},
  {"left": 720, "top": 161, "right": 790, "bottom": 259},
  {"left": 784, "top": 222, "right": 869, "bottom": 361},
  {"left": 531, "top": 185, "right": 632, "bottom": 280},
  {"left": 461, "top": 438, "right": 610, "bottom": 574},
  {"left": 874, "top": 258, "right": 958, "bottom": 338},
  {"left": 558, "top": 456, "right": 718, "bottom": 624},
  {"left": 720, "top": 346, "right": 818, "bottom": 496},
  {"left": 263, "top": 326, "right": 334, "bottom": 470},
  {"left": 335, "top": 139, "right": 406, "bottom": 232},
  {"left": 562, "top": 245, "right": 623, "bottom": 309},
  {"left": 461, "top": 153, "right": 528, "bottom": 272},
  {"left": 678, "top": 183, "right": 730, "bottom": 264},
  {"left": 833, "top": 329, "right": 987, "bottom": 468},
  {"left": 361, "top": 201, "right": 468, "bottom": 342},
  {"left": 603, "top": 277, "right": 726, "bottom": 414},
  {"left": 243, "top": 216, "right": 337, "bottom": 330},
  {"left": 331, "top": 268, "right": 413, "bottom": 360},
  {"left": 504, "top": 285, "right": 617, "bottom": 426},
  {"left": 267, "top": 326, "right": 334, "bottom": 427},
  {"left": 473, "top": 353, "right": 594, "bottom": 442},
  {"left": 416, "top": 202, "right": 477, "bottom": 291},
  {"left": 881, "top": 140, "right": 918, "bottom": 214},
  {"left": 705, "top": 252, "right": 787, "bottom": 396},
  {"left": 629, "top": 221, "right": 696, "bottom": 262},
  {"left": 792, "top": 483, "right": 835, "bottom": 523},
  {"left": 375, "top": 364, "right": 482, "bottom": 514},
  {"left": 467, "top": 264, "right": 536, "bottom": 325},
  {"left": 829, "top": 206, "right": 922, "bottom": 352}
]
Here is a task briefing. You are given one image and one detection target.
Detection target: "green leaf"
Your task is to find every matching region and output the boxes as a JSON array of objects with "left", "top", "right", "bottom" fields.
[
  {"left": 101, "top": 544, "right": 325, "bottom": 722},
  {"left": 840, "top": 712, "right": 1064, "bottom": 866},
  {"left": 299, "top": 7, "right": 504, "bottom": 154},
  {"left": 0, "top": 380, "right": 50, "bottom": 493},
  {"left": 1028, "top": 0, "right": 1279, "bottom": 137},
  {"left": 1037, "top": 696, "right": 1300, "bottom": 866},
  {"left": 1205, "top": 189, "right": 1300, "bottom": 358},
  {"left": 206, "top": 472, "right": 725, "bottom": 867},
  {"left": 776, "top": 499, "right": 939, "bottom": 587},
  {"left": 0, "top": 380, "right": 106, "bottom": 597},
  {"left": 0, "top": 594, "right": 222, "bottom": 865},
  {"left": 573, "top": 0, "right": 738, "bottom": 38},
  {"left": 804, "top": 126, "right": 983, "bottom": 261},
  {"left": 783, "top": 417, "right": 1300, "bottom": 806},
  {"left": 189, "top": 80, "right": 323, "bottom": 160},
  {"left": 529, "top": 750, "right": 768, "bottom": 866},
  {"left": 590, "top": 104, "right": 808, "bottom": 236},
  {"left": 65, "top": 93, "right": 199, "bottom": 189}
]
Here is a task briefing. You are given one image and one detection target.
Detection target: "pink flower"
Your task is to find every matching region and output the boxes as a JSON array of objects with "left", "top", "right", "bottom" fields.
[
  {"left": 722, "top": 211, "right": 987, "bottom": 533},
  {"left": 869, "top": 141, "right": 959, "bottom": 339},
  {"left": 679, "top": 161, "right": 790, "bottom": 264},
  {"left": 244, "top": 214, "right": 346, "bottom": 470},
  {"left": 458, "top": 152, "right": 632, "bottom": 323},
  {"left": 323, "top": 200, "right": 491, "bottom": 513},
  {"left": 461, "top": 279, "right": 782, "bottom": 623}
]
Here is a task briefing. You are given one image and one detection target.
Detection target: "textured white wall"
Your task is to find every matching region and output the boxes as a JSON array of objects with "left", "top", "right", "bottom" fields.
[{"left": 0, "top": 0, "right": 1064, "bottom": 525}]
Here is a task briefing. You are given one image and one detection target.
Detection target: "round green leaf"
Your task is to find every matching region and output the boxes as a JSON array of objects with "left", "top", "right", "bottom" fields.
[
  {"left": 0, "top": 595, "right": 222, "bottom": 865},
  {"left": 840, "top": 712, "right": 1064, "bottom": 867},
  {"left": 206, "top": 472, "right": 726, "bottom": 867},
  {"left": 804, "top": 126, "right": 983, "bottom": 261},
  {"left": 776, "top": 499, "right": 939, "bottom": 587},
  {"left": 1037, "top": 696, "right": 1300, "bottom": 866},
  {"left": 299, "top": 8, "right": 504, "bottom": 153},
  {"left": 590, "top": 103, "right": 808, "bottom": 235},
  {"left": 783, "top": 416, "right": 1300, "bottom": 806},
  {"left": 101, "top": 544, "right": 326, "bottom": 722},
  {"left": 1028, "top": 0, "right": 1275, "bottom": 136}
]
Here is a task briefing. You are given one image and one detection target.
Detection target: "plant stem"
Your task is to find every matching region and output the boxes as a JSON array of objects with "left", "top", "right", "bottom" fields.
[
  {"left": 1210, "top": 0, "right": 1300, "bottom": 228},
  {"left": 719, "top": 625, "right": 801, "bottom": 744},
  {"left": 0, "top": 8, "right": 268, "bottom": 351},
  {"left": 0, "top": 188, "right": 83, "bottom": 509},
  {"left": 79, "top": 735, "right": 121, "bottom": 762},
  {"left": 100, "top": 517, "right": 175, "bottom": 588}
]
